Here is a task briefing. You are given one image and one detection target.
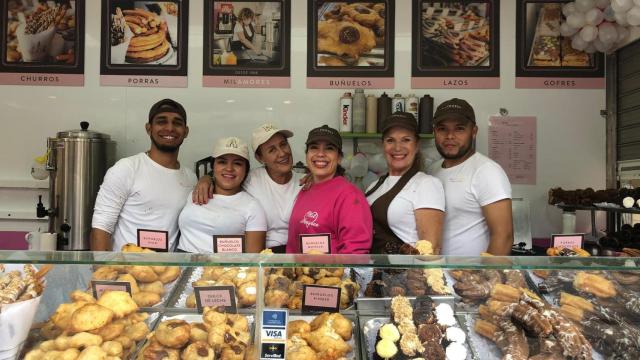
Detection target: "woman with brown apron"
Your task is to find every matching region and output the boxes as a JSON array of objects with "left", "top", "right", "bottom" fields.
[
  {"left": 230, "top": 8, "right": 258, "bottom": 51},
  {"left": 365, "top": 112, "right": 446, "bottom": 254}
]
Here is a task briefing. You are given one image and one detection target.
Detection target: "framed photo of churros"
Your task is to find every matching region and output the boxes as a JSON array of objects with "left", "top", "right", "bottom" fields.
[
  {"left": 203, "top": 0, "right": 291, "bottom": 88},
  {"left": 99, "top": 0, "right": 188, "bottom": 87},
  {"left": 0, "top": 0, "right": 85, "bottom": 86},
  {"left": 306, "top": 0, "right": 395, "bottom": 89},
  {"left": 515, "top": 0, "right": 604, "bottom": 89},
  {"left": 411, "top": 0, "right": 500, "bottom": 89}
]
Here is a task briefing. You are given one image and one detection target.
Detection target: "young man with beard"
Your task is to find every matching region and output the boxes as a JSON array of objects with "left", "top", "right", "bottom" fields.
[
  {"left": 90, "top": 99, "right": 197, "bottom": 251},
  {"left": 428, "top": 98, "right": 513, "bottom": 256}
]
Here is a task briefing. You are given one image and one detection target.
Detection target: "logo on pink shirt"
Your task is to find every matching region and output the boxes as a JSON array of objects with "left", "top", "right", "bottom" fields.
[{"left": 301, "top": 211, "right": 319, "bottom": 229}]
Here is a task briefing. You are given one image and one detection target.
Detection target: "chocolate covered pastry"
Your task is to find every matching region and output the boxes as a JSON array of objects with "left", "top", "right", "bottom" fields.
[
  {"left": 532, "top": 36, "right": 560, "bottom": 66},
  {"left": 317, "top": 19, "right": 376, "bottom": 59}
]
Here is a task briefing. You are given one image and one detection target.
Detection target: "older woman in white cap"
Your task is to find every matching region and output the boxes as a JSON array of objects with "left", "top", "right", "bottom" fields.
[
  {"left": 192, "top": 124, "right": 304, "bottom": 253},
  {"left": 178, "top": 136, "right": 267, "bottom": 253}
]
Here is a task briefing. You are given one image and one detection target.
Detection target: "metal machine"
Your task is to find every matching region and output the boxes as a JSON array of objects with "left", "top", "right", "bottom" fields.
[{"left": 37, "top": 121, "right": 116, "bottom": 250}]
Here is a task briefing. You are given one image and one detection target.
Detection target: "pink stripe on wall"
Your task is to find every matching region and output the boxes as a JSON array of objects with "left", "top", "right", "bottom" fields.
[
  {"left": 100, "top": 75, "right": 188, "bottom": 88},
  {"left": 203, "top": 76, "right": 290, "bottom": 88},
  {"left": 0, "top": 73, "right": 83, "bottom": 86},
  {"left": 516, "top": 77, "right": 605, "bottom": 89},
  {"left": 0, "top": 231, "right": 28, "bottom": 250},
  {"left": 307, "top": 77, "right": 394, "bottom": 89},
  {"left": 411, "top": 77, "right": 500, "bottom": 89}
]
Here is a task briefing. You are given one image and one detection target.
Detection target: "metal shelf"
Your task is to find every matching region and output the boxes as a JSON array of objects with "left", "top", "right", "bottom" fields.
[
  {"left": 340, "top": 132, "right": 434, "bottom": 153},
  {"left": 556, "top": 204, "right": 640, "bottom": 215}
]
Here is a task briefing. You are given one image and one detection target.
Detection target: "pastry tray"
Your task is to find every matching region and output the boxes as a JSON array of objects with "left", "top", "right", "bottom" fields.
[
  {"left": 360, "top": 315, "right": 475, "bottom": 360},
  {"left": 290, "top": 314, "right": 361, "bottom": 360},
  {"left": 138, "top": 266, "right": 189, "bottom": 311},
  {"left": 355, "top": 295, "right": 454, "bottom": 315},
  {"left": 462, "top": 313, "right": 605, "bottom": 360}
]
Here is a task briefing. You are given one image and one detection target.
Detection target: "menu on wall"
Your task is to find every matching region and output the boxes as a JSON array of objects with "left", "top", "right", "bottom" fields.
[
  {"left": 488, "top": 116, "right": 537, "bottom": 185},
  {"left": 0, "top": 0, "right": 85, "bottom": 86},
  {"left": 203, "top": 0, "right": 291, "bottom": 88},
  {"left": 515, "top": 1, "right": 604, "bottom": 89},
  {"left": 306, "top": 0, "right": 395, "bottom": 89},
  {"left": 411, "top": 0, "right": 500, "bottom": 89},
  {"left": 99, "top": 0, "right": 188, "bottom": 87}
]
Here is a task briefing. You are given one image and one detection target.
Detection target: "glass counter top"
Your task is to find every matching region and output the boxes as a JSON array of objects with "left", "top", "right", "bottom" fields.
[{"left": 0, "top": 250, "right": 638, "bottom": 270}]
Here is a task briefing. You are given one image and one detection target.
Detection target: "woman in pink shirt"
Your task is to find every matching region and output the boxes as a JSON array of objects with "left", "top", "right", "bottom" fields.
[{"left": 286, "top": 125, "right": 373, "bottom": 254}]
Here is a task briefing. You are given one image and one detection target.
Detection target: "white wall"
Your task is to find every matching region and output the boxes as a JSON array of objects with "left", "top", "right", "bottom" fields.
[{"left": 0, "top": 0, "right": 607, "bottom": 238}]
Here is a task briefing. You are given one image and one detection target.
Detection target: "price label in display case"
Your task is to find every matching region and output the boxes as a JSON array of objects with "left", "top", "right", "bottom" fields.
[
  {"left": 552, "top": 233, "right": 585, "bottom": 249},
  {"left": 301, "top": 285, "right": 341, "bottom": 314},
  {"left": 260, "top": 309, "right": 288, "bottom": 360},
  {"left": 91, "top": 280, "right": 132, "bottom": 299},
  {"left": 299, "top": 233, "right": 331, "bottom": 254},
  {"left": 213, "top": 235, "right": 245, "bottom": 253},
  {"left": 137, "top": 229, "right": 169, "bottom": 252},
  {"left": 194, "top": 285, "right": 237, "bottom": 313}
]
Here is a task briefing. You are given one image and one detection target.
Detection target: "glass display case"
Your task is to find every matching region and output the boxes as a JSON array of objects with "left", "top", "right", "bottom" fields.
[{"left": 1, "top": 251, "right": 639, "bottom": 359}]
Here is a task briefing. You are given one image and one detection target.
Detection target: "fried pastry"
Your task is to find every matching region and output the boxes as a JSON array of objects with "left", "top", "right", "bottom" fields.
[
  {"left": 317, "top": 19, "right": 376, "bottom": 59},
  {"left": 51, "top": 301, "right": 89, "bottom": 330},
  {"left": 90, "top": 321, "right": 125, "bottom": 341},
  {"left": 133, "top": 291, "right": 161, "bottom": 307},
  {"left": 315, "top": 276, "right": 341, "bottom": 287},
  {"left": 574, "top": 271, "right": 616, "bottom": 298},
  {"left": 237, "top": 282, "right": 257, "bottom": 306},
  {"left": 70, "top": 290, "right": 96, "bottom": 303},
  {"left": 319, "top": 55, "right": 348, "bottom": 66},
  {"left": 158, "top": 266, "right": 181, "bottom": 284},
  {"left": 288, "top": 320, "right": 311, "bottom": 338},
  {"left": 189, "top": 323, "right": 209, "bottom": 343},
  {"left": 287, "top": 335, "right": 318, "bottom": 360},
  {"left": 155, "top": 319, "right": 191, "bottom": 349},
  {"left": 126, "top": 266, "right": 158, "bottom": 283},
  {"left": 77, "top": 345, "right": 107, "bottom": 360},
  {"left": 117, "top": 273, "right": 140, "bottom": 294},
  {"left": 181, "top": 341, "right": 214, "bottom": 360},
  {"left": 101, "top": 340, "right": 124, "bottom": 357},
  {"left": 97, "top": 290, "right": 138, "bottom": 318},
  {"left": 69, "top": 303, "right": 114, "bottom": 333},
  {"left": 92, "top": 267, "right": 119, "bottom": 281},
  {"left": 70, "top": 332, "right": 104, "bottom": 348},
  {"left": 309, "top": 312, "right": 352, "bottom": 341},
  {"left": 139, "top": 280, "right": 165, "bottom": 295},
  {"left": 123, "top": 321, "right": 150, "bottom": 341}
]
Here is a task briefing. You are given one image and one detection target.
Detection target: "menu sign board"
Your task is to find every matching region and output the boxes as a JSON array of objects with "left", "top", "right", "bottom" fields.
[
  {"left": 203, "top": 0, "right": 291, "bottom": 88},
  {"left": 194, "top": 285, "right": 238, "bottom": 313},
  {"left": 515, "top": 0, "right": 604, "bottom": 89},
  {"left": 299, "top": 233, "right": 331, "bottom": 254},
  {"left": 411, "top": 0, "right": 500, "bottom": 89},
  {"left": 551, "top": 233, "right": 584, "bottom": 249},
  {"left": 91, "top": 280, "right": 132, "bottom": 299},
  {"left": 213, "top": 235, "right": 245, "bottom": 253},
  {"left": 307, "top": 0, "right": 395, "bottom": 89},
  {"left": 0, "top": 0, "right": 85, "bottom": 86},
  {"left": 137, "top": 229, "right": 169, "bottom": 252},
  {"left": 301, "top": 285, "right": 341, "bottom": 314},
  {"left": 100, "top": 0, "right": 188, "bottom": 87}
]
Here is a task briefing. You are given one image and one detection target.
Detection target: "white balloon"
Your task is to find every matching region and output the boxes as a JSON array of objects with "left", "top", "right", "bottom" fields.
[
  {"left": 598, "top": 21, "right": 618, "bottom": 43},
  {"left": 596, "top": 0, "right": 611, "bottom": 8},
  {"left": 593, "top": 38, "right": 608, "bottom": 52},
  {"left": 585, "top": 8, "right": 605, "bottom": 24},
  {"left": 615, "top": 10, "right": 630, "bottom": 24},
  {"left": 567, "top": 12, "right": 587, "bottom": 28},
  {"left": 628, "top": 6, "right": 640, "bottom": 25},
  {"left": 635, "top": 0, "right": 640, "bottom": 6},
  {"left": 572, "top": 34, "right": 589, "bottom": 50},
  {"left": 580, "top": 24, "right": 599, "bottom": 41},
  {"left": 576, "top": 0, "right": 596, "bottom": 12},
  {"left": 611, "top": 0, "right": 634, "bottom": 12},
  {"left": 563, "top": 2, "right": 578, "bottom": 17},
  {"left": 603, "top": 6, "right": 617, "bottom": 21},
  {"left": 616, "top": 24, "right": 630, "bottom": 43},
  {"left": 560, "top": 22, "right": 580, "bottom": 36},
  {"left": 585, "top": 44, "right": 597, "bottom": 53}
]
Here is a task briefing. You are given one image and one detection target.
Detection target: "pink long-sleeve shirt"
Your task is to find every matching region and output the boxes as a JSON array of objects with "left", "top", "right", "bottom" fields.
[{"left": 286, "top": 176, "right": 373, "bottom": 254}]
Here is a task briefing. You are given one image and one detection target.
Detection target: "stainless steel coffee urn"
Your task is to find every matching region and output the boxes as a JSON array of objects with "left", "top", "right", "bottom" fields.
[{"left": 37, "top": 122, "right": 116, "bottom": 250}]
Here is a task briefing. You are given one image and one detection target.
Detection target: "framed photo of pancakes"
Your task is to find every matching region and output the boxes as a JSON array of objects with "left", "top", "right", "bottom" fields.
[
  {"left": 0, "top": 0, "right": 85, "bottom": 86},
  {"left": 99, "top": 0, "right": 189, "bottom": 87},
  {"left": 515, "top": 0, "right": 604, "bottom": 89},
  {"left": 411, "top": 0, "right": 500, "bottom": 89},
  {"left": 202, "top": 0, "right": 292, "bottom": 88},
  {"left": 306, "top": 0, "right": 395, "bottom": 89}
]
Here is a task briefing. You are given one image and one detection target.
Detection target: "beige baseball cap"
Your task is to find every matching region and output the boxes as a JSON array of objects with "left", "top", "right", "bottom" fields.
[
  {"left": 251, "top": 123, "right": 294, "bottom": 155},
  {"left": 212, "top": 136, "right": 249, "bottom": 160}
]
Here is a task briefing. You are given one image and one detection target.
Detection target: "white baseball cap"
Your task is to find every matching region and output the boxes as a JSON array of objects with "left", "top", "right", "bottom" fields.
[
  {"left": 212, "top": 136, "right": 249, "bottom": 160},
  {"left": 251, "top": 123, "right": 294, "bottom": 155}
]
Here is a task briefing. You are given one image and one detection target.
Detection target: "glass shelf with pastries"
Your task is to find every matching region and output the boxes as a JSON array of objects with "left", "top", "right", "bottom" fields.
[{"left": 2, "top": 249, "right": 639, "bottom": 359}]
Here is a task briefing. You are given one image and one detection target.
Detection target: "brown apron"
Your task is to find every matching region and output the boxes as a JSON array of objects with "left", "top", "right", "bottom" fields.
[{"left": 365, "top": 161, "right": 420, "bottom": 254}]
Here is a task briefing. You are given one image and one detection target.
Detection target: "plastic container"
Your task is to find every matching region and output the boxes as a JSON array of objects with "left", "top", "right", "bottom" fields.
[{"left": 352, "top": 89, "right": 366, "bottom": 133}]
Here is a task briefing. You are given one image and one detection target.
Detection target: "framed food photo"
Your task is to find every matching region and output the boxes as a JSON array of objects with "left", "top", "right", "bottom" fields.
[
  {"left": 515, "top": 0, "right": 604, "bottom": 89},
  {"left": 411, "top": 0, "right": 500, "bottom": 89},
  {"left": 0, "top": 0, "right": 85, "bottom": 86},
  {"left": 203, "top": 0, "right": 291, "bottom": 88},
  {"left": 99, "top": 0, "right": 188, "bottom": 87},
  {"left": 307, "top": 0, "right": 395, "bottom": 89}
]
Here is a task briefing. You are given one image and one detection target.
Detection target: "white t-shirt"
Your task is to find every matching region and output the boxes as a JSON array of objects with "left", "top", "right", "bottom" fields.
[
  {"left": 232, "top": 22, "right": 253, "bottom": 42},
  {"left": 366, "top": 172, "right": 445, "bottom": 246},
  {"left": 177, "top": 191, "right": 267, "bottom": 253},
  {"left": 243, "top": 167, "right": 304, "bottom": 248},
  {"left": 428, "top": 152, "right": 511, "bottom": 256},
  {"left": 92, "top": 152, "right": 197, "bottom": 252}
]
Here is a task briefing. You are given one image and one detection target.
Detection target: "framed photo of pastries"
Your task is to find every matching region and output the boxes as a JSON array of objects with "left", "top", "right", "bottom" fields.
[
  {"left": 0, "top": 0, "right": 85, "bottom": 86},
  {"left": 99, "top": 0, "right": 189, "bottom": 87},
  {"left": 411, "top": 0, "right": 500, "bottom": 89},
  {"left": 515, "top": 0, "right": 604, "bottom": 89},
  {"left": 203, "top": 0, "right": 291, "bottom": 88},
  {"left": 307, "top": 0, "right": 395, "bottom": 89}
]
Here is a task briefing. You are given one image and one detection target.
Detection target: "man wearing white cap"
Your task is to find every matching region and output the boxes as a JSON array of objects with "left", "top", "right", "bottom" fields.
[
  {"left": 178, "top": 136, "right": 267, "bottom": 253},
  {"left": 193, "top": 123, "right": 303, "bottom": 253}
]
